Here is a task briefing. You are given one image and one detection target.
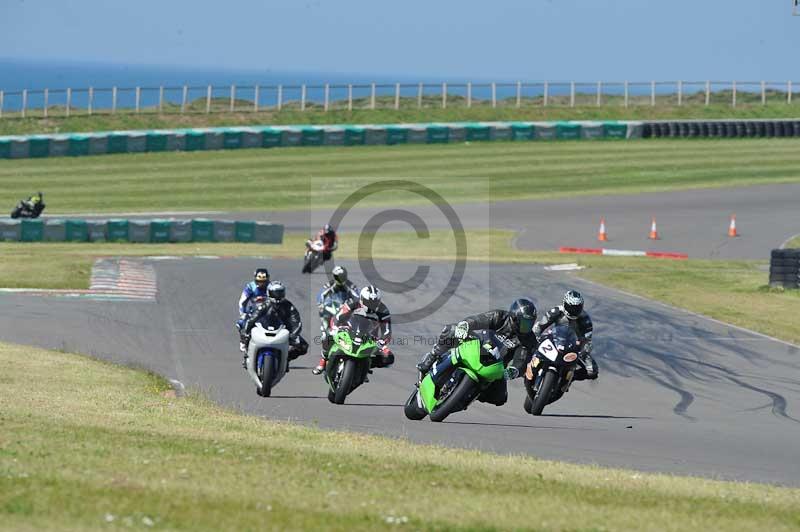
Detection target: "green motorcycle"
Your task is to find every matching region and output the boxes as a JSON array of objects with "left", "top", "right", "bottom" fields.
[
  {"left": 325, "top": 313, "right": 379, "bottom": 404},
  {"left": 404, "top": 330, "right": 508, "bottom": 422}
]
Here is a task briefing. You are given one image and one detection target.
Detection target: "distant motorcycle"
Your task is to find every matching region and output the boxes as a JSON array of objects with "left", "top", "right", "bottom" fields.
[
  {"left": 302, "top": 239, "right": 325, "bottom": 274},
  {"left": 10, "top": 198, "right": 45, "bottom": 219},
  {"left": 244, "top": 307, "right": 291, "bottom": 398},
  {"left": 522, "top": 324, "right": 581, "bottom": 415}
]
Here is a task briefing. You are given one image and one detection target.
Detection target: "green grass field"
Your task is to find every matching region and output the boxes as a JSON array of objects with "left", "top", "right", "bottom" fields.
[
  {"left": 2, "top": 99, "right": 800, "bottom": 136},
  {"left": 2, "top": 341, "right": 799, "bottom": 531},
  {"left": 2, "top": 138, "right": 800, "bottom": 213}
]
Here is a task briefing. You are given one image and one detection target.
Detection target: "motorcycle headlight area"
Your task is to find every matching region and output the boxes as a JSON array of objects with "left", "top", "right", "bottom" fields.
[
  {"left": 563, "top": 352, "right": 578, "bottom": 363},
  {"left": 338, "top": 337, "right": 352, "bottom": 350}
]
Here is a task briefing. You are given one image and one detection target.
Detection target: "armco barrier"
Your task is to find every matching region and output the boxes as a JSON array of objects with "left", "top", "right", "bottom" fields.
[
  {"left": 1, "top": 219, "right": 284, "bottom": 244},
  {"left": 3, "top": 119, "right": 796, "bottom": 160}
]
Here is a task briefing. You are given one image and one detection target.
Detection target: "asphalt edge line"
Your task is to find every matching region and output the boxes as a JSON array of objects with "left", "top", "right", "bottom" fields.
[{"left": 575, "top": 276, "right": 800, "bottom": 350}]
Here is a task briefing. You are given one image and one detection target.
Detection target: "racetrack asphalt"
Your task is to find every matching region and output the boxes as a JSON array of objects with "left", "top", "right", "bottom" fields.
[
  {"left": 52, "top": 183, "right": 800, "bottom": 260},
  {"left": 3, "top": 257, "right": 800, "bottom": 486}
]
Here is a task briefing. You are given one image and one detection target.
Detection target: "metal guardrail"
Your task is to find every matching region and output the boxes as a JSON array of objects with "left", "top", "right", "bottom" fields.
[{"left": 1, "top": 80, "right": 799, "bottom": 119}]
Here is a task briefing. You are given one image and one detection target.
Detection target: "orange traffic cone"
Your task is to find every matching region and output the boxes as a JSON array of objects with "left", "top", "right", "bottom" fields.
[
  {"left": 648, "top": 217, "right": 660, "bottom": 240},
  {"left": 598, "top": 217, "right": 608, "bottom": 242},
  {"left": 728, "top": 214, "right": 739, "bottom": 237}
]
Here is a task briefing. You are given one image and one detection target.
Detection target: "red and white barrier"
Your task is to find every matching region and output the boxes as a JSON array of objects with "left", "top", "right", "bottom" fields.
[{"left": 558, "top": 246, "right": 688, "bottom": 260}]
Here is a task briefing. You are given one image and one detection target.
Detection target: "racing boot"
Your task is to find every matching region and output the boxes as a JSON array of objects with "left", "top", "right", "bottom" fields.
[
  {"left": 415, "top": 350, "right": 438, "bottom": 375},
  {"left": 312, "top": 357, "right": 326, "bottom": 375}
]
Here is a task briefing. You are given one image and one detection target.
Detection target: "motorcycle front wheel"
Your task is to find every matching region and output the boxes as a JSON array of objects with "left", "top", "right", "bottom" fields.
[
  {"left": 430, "top": 373, "right": 476, "bottom": 423},
  {"left": 530, "top": 370, "right": 557, "bottom": 415}
]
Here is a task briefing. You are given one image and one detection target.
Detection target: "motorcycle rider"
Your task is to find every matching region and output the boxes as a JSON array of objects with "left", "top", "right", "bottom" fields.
[
  {"left": 307, "top": 223, "right": 338, "bottom": 263},
  {"left": 533, "top": 290, "right": 597, "bottom": 381},
  {"left": 415, "top": 298, "right": 539, "bottom": 406},
  {"left": 240, "top": 281, "right": 308, "bottom": 369},
  {"left": 19, "top": 192, "right": 44, "bottom": 216},
  {"left": 312, "top": 285, "right": 393, "bottom": 374},
  {"left": 236, "top": 268, "right": 270, "bottom": 343},
  {"left": 316, "top": 265, "right": 360, "bottom": 333}
]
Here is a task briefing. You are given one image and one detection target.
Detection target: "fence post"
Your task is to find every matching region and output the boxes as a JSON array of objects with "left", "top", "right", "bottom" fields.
[
  {"left": 596, "top": 81, "right": 602, "bottom": 106},
  {"left": 569, "top": 81, "right": 575, "bottom": 107},
  {"left": 442, "top": 82, "right": 447, "bottom": 109},
  {"left": 650, "top": 81, "right": 656, "bottom": 106},
  {"left": 229, "top": 85, "right": 235, "bottom": 113},
  {"left": 205, "top": 85, "right": 212, "bottom": 114},
  {"left": 624, "top": 81, "right": 629, "bottom": 107},
  {"left": 22, "top": 89, "right": 27, "bottom": 118},
  {"left": 180, "top": 85, "right": 187, "bottom": 113},
  {"left": 516, "top": 81, "right": 521, "bottom": 108},
  {"left": 705, "top": 80, "right": 710, "bottom": 106},
  {"left": 467, "top": 82, "right": 472, "bottom": 108},
  {"left": 761, "top": 80, "right": 766, "bottom": 105},
  {"left": 677, "top": 80, "right": 682, "bottom": 106},
  {"left": 348, "top": 84, "right": 353, "bottom": 111},
  {"left": 543, "top": 81, "right": 549, "bottom": 106},
  {"left": 324, "top": 84, "right": 329, "bottom": 112},
  {"left": 491, "top": 82, "right": 496, "bottom": 108},
  {"left": 789, "top": 81, "right": 793, "bottom": 104},
  {"left": 301, "top": 84, "right": 306, "bottom": 111},
  {"left": 370, "top": 83, "right": 376, "bottom": 110},
  {"left": 43, "top": 88, "right": 49, "bottom": 118},
  {"left": 732, "top": 81, "right": 737, "bottom": 107},
  {"left": 417, "top": 83, "right": 422, "bottom": 109},
  {"left": 135, "top": 86, "right": 141, "bottom": 113},
  {"left": 88, "top": 87, "right": 93, "bottom": 115},
  {"left": 111, "top": 86, "right": 117, "bottom": 114},
  {"left": 158, "top": 86, "right": 164, "bottom": 114},
  {"left": 277, "top": 85, "right": 283, "bottom": 111},
  {"left": 254, "top": 85, "right": 259, "bottom": 113},
  {"left": 0, "top": 90, "right": 3, "bottom": 118},
  {"left": 66, "top": 88, "right": 71, "bottom": 117},
  {"left": 395, "top": 83, "right": 401, "bottom": 110}
]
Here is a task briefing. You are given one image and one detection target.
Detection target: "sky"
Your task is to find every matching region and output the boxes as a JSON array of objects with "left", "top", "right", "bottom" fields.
[{"left": 1, "top": 0, "right": 798, "bottom": 81}]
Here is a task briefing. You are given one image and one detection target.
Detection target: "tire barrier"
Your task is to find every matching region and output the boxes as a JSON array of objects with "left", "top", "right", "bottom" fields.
[
  {"left": 0, "top": 218, "right": 284, "bottom": 244},
  {"left": 769, "top": 248, "right": 800, "bottom": 289},
  {"left": 642, "top": 119, "right": 800, "bottom": 139},
  {"left": 0, "top": 121, "right": 643, "bottom": 160}
]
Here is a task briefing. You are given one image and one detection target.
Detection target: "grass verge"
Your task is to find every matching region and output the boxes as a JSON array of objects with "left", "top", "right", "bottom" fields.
[
  {"left": 784, "top": 235, "right": 800, "bottom": 249},
  {"left": 2, "top": 341, "right": 799, "bottom": 531},
  {"left": 3, "top": 102, "right": 800, "bottom": 136},
  {"left": 2, "top": 229, "right": 800, "bottom": 344},
  {"left": 2, "top": 139, "right": 800, "bottom": 213}
]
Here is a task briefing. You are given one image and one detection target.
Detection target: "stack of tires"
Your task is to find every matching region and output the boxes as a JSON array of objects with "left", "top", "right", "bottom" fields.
[{"left": 769, "top": 249, "right": 800, "bottom": 289}]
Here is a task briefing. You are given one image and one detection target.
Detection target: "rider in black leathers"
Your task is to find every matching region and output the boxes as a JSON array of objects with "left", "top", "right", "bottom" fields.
[
  {"left": 533, "top": 290, "right": 597, "bottom": 381},
  {"left": 415, "top": 298, "right": 539, "bottom": 406},
  {"left": 240, "top": 281, "right": 309, "bottom": 369}
]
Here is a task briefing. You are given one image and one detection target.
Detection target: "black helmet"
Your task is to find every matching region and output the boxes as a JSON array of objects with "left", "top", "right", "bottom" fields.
[
  {"left": 332, "top": 265, "right": 348, "bottom": 286},
  {"left": 562, "top": 290, "right": 584, "bottom": 319},
  {"left": 359, "top": 285, "right": 381, "bottom": 311},
  {"left": 254, "top": 268, "right": 270, "bottom": 289},
  {"left": 267, "top": 280, "right": 286, "bottom": 303},
  {"left": 509, "top": 298, "right": 537, "bottom": 335}
]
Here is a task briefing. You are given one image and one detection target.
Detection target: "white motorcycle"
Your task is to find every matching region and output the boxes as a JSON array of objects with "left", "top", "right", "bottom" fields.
[
  {"left": 245, "top": 310, "right": 291, "bottom": 397},
  {"left": 302, "top": 239, "right": 325, "bottom": 274}
]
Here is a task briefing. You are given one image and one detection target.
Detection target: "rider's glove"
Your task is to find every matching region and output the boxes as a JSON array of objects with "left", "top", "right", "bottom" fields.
[
  {"left": 454, "top": 321, "right": 469, "bottom": 341},
  {"left": 504, "top": 366, "right": 519, "bottom": 381}
]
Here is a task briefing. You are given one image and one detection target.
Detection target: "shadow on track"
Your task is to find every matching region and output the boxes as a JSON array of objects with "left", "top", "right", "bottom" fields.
[{"left": 538, "top": 414, "right": 651, "bottom": 420}]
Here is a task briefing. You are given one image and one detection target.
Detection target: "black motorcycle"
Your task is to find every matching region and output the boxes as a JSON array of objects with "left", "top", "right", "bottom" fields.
[
  {"left": 11, "top": 196, "right": 45, "bottom": 219},
  {"left": 523, "top": 324, "right": 581, "bottom": 415}
]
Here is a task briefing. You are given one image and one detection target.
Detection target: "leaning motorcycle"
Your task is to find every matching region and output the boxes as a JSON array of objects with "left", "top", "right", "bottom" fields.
[
  {"left": 10, "top": 200, "right": 45, "bottom": 219},
  {"left": 302, "top": 239, "right": 325, "bottom": 274},
  {"left": 522, "top": 324, "right": 581, "bottom": 415},
  {"left": 324, "top": 314, "right": 378, "bottom": 404},
  {"left": 404, "top": 330, "right": 507, "bottom": 422},
  {"left": 245, "top": 308, "right": 291, "bottom": 398}
]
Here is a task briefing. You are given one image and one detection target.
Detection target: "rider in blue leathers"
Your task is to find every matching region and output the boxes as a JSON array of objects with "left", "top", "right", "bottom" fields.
[{"left": 236, "top": 268, "right": 270, "bottom": 340}]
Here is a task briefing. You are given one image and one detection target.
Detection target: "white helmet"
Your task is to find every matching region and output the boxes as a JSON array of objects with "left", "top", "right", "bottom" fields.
[
  {"left": 562, "top": 290, "right": 584, "bottom": 320},
  {"left": 359, "top": 285, "right": 381, "bottom": 311}
]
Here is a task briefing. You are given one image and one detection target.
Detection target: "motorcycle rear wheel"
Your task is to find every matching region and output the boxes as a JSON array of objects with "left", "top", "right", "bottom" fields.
[{"left": 430, "top": 373, "right": 476, "bottom": 423}]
